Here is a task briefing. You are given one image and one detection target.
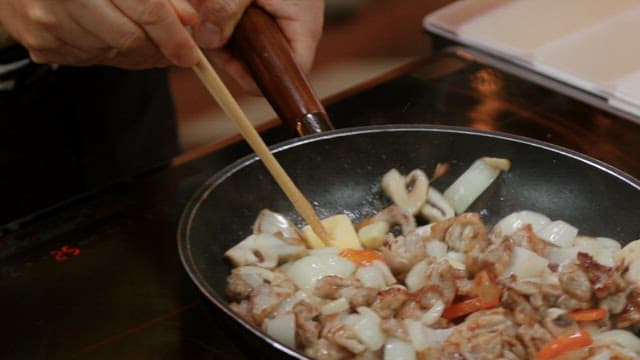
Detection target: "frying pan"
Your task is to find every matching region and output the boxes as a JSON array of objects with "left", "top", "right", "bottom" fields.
[{"left": 178, "top": 7, "right": 640, "bottom": 359}]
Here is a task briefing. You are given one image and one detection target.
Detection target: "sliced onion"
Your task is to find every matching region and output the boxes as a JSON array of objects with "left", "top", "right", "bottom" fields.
[
  {"left": 503, "top": 246, "right": 549, "bottom": 279},
  {"left": 545, "top": 246, "right": 580, "bottom": 265},
  {"left": 383, "top": 338, "right": 416, "bottom": 360},
  {"left": 594, "top": 330, "right": 640, "bottom": 354},
  {"left": 425, "top": 240, "right": 448, "bottom": 259},
  {"left": 347, "top": 307, "right": 386, "bottom": 351},
  {"left": 372, "top": 260, "right": 397, "bottom": 285},
  {"left": 446, "top": 251, "right": 466, "bottom": 271},
  {"left": 285, "top": 253, "right": 356, "bottom": 292},
  {"left": 404, "top": 319, "right": 453, "bottom": 351},
  {"left": 320, "top": 297, "right": 349, "bottom": 315},
  {"left": 405, "top": 260, "right": 429, "bottom": 291},
  {"left": 443, "top": 157, "right": 509, "bottom": 214},
  {"left": 536, "top": 220, "right": 578, "bottom": 247},
  {"left": 357, "top": 265, "right": 387, "bottom": 289},
  {"left": 234, "top": 266, "right": 275, "bottom": 288},
  {"left": 421, "top": 299, "right": 445, "bottom": 326},
  {"left": 494, "top": 210, "right": 551, "bottom": 237},
  {"left": 263, "top": 312, "right": 296, "bottom": 348}
]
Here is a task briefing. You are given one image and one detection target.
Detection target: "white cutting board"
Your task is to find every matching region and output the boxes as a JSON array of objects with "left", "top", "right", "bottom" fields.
[{"left": 424, "top": 0, "right": 640, "bottom": 118}]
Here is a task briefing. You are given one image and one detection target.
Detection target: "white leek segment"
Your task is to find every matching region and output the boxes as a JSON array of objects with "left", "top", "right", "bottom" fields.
[
  {"left": 537, "top": 220, "right": 578, "bottom": 247},
  {"left": 443, "top": 157, "right": 510, "bottom": 214},
  {"left": 384, "top": 338, "right": 416, "bottom": 360}
]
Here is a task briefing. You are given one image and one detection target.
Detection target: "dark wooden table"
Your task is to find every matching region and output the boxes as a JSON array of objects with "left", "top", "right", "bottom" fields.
[{"left": 2, "top": 46, "right": 639, "bottom": 359}]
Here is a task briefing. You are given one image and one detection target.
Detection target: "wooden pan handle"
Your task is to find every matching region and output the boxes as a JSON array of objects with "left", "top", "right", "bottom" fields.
[{"left": 231, "top": 6, "right": 334, "bottom": 136}]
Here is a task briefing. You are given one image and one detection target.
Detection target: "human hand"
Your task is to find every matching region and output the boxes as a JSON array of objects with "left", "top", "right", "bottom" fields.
[
  {"left": 0, "top": 0, "right": 201, "bottom": 68},
  {"left": 191, "top": 0, "right": 324, "bottom": 93}
]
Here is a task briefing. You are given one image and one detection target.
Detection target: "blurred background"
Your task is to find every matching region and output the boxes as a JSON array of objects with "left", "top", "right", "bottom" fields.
[{"left": 170, "top": 0, "right": 453, "bottom": 151}]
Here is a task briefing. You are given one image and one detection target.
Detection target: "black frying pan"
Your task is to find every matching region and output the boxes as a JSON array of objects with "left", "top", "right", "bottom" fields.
[{"left": 178, "top": 7, "right": 640, "bottom": 359}]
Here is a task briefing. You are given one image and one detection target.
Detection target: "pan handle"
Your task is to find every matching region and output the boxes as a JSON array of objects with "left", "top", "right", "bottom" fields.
[{"left": 230, "top": 6, "right": 334, "bottom": 136}]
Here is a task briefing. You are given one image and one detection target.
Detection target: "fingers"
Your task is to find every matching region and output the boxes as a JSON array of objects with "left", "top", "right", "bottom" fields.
[
  {"left": 255, "top": 0, "right": 324, "bottom": 73},
  {"left": 192, "top": 0, "right": 252, "bottom": 49},
  {"left": 203, "top": 47, "right": 260, "bottom": 94},
  {"left": 111, "top": 0, "right": 199, "bottom": 67}
]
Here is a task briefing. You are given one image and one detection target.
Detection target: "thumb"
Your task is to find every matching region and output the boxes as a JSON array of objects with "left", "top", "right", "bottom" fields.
[{"left": 192, "top": 0, "right": 252, "bottom": 49}]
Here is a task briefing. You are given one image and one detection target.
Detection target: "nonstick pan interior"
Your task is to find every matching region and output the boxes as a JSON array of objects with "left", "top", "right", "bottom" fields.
[{"left": 178, "top": 125, "right": 640, "bottom": 357}]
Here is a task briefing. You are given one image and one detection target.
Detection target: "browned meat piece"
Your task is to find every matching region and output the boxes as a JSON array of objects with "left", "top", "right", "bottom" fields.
[
  {"left": 442, "top": 308, "right": 524, "bottom": 360},
  {"left": 381, "top": 231, "right": 426, "bottom": 276},
  {"left": 370, "top": 286, "right": 411, "bottom": 318},
  {"left": 226, "top": 271, "right": 254, "bottom": 301},
  {"left": 600, "top": 291, "right": 628, "bottom": 315},
  {"left": 294, "top": 300, "right": 321, "bottom": 348},
  {"left": 558, "top": 261, "right": 592, "bottom": 302},
  {"left": 229, "top": 300, "right": 255, "bottom": 325},
  {"left": 380, "top": 318, "right": 408, "bottom": 339},
  {"left": 508, "top": 225, "right": 547, "bottom": 256},
  {"left": 501, "top": 289, "right": 538, "bottom": 327},
  {"left": 616, "top": 288, "right": 640, "bottom": 328},
  {"left": 313, "top": 275, "right": 356, "bottom": 300},
  {"left": 516, "top": 323, "right": 553, "bottom": 359},
  {"left": 577, "top": 252, "right": 626, "bottom": 299},
  {"left": 305, "top": 339, "right": 351, "bottom": 360},
  {"left": 429, "top": 213, "right": 490, "bottom": 255},
  {"left": 467, "top": 238, "right": 513, "bottom": 275}
]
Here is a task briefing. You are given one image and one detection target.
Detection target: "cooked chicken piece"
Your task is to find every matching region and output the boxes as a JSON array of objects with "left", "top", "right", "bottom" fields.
[
  {"left": 229, "top": 300, "right": 255, "bottom": 324},
  {"left": 370, "top": 286, "right": 411, "bottom": 318},
  {"left": 381, "top": 231, "right": 426, "bottom": 276},
  {"left": 329, "top": 323, "right": 368, "bottom": 355},
  {"left": 442, "top": 308, "right": 524, "bottom": 360},
  {"left": 431, "top": 213, "right": 490, "bottom": 254},
  {"left": 508, "top": 224, "right": 547, "bottom": 256},
  {"left": 516, "top": 323, "right": 553, "bottom": 359},
  {"left": 555, "top": 294, "right": 592, "bottom": 312},
  {"left": 380, "top": 318, "right": 409, "bottom": 340},
  {"left": 558, "top": 261, "right": 592, "bottom": 302},
  {"left": 501, "top": 289, "right": 538, "bottom": 327},
  {"left": 293, "top": 300, "right": 321, "bottom": 348},
  {"left": 576, "top": 252, "right": 626, "bottom": 299},
  {"left": 616, "top": 288, "right": 640, "bottom": 328},
  {"left": 248, "top": 271, "right": 297, "bottom": 325},
  {"left": 314, "top": 275, "right": 357, "bottom": 300},
  {"left": 466, "top": 237, "right": 513, "bottom": 275},
  {"left": 305, "top": 338, "right": 351, "bottom": 360}
]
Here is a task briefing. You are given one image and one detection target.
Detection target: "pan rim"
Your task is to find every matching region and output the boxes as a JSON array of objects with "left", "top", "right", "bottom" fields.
[{"left": 177, "top": 124, "right": 640, "bottom": 359}]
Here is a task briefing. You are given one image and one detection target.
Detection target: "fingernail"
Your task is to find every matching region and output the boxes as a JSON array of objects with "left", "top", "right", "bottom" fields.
[{"left": 194, "top": 22, "right": 221, "bottom": 49}]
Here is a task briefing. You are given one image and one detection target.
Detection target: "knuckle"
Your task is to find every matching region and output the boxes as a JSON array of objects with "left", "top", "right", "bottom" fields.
[
  {"left": 28, "top": 50, "right": 48, "bottom": 64},
  {"left": 203, "top": 0, "right": 240, "bottom": 20},
  {"left": 138, "top": 0, "right": 171, "bottom": 25},
  {"left": 117, "top": 29, "right": 146, "bottom": 51},
  {"left": 25, "top": 2, "right": 57, "bottom": 27},
  {"left": 21, "top": 33, "right": 51, "bottom": 51}
]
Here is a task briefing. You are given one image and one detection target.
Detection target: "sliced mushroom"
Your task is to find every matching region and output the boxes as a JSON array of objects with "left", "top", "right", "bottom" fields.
[
  {"left": 253, "top": 209, "right": 304, "bottom": 246},
  {"left": 420, "top": 187, "right": 455, "bottom": 223},
  {"left": 543, "top": 308, "right": 579, "bottom": 337},
  {"left": 371, "top": 205, "right": 416, "bottom": 235},
  {"left": 382, "top": 168, "right": 429, "bottom": 215},
  {"left": 225, "top": 233, "right": 307, "bottom": 269}
]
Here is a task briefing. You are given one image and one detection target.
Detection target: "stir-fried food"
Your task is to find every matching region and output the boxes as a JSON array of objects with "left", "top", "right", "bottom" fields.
[{"left": 223, "top": 158, "right": 640, "bottom": 359}]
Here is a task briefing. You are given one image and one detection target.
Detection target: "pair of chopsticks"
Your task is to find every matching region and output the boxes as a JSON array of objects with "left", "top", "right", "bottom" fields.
[{"left": 191, "top": 48, "right": 331, "bottom": 245}]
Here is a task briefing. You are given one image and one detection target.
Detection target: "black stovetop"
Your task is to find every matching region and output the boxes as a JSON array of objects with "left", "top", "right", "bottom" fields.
[{"left": 2, "top": 48, "right": 639, "bottom": 359}]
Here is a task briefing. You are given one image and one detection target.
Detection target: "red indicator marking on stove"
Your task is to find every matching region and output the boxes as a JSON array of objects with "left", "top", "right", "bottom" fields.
[{"left": 50, "top": 245, "right": 81, "bottom": 262}]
